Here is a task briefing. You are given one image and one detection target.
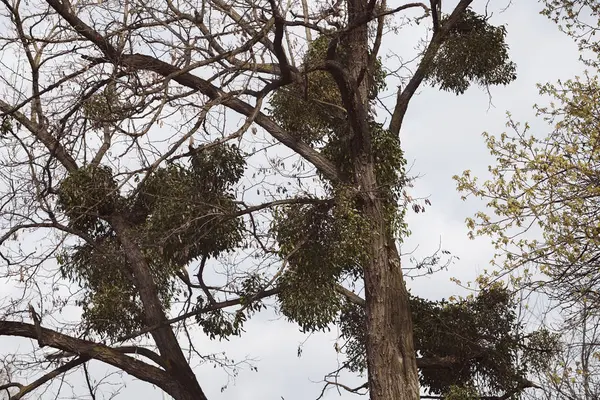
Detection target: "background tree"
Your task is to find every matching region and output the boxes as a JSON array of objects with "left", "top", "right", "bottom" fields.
[
  {"left": 527, "top": 298, "right": 600, "bottom": 400},
  {"left": 455, "top": 1, "right": 600, "bottom": 398},
  {"left": 0, "top": 0, "right": 520, "bottom": 399}
]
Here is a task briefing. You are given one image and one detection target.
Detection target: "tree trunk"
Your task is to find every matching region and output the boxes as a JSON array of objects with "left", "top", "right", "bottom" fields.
[
  {"left": 110, "top": 216, "right": 208, "bottom": 400},
  {"left": 341, "top": 0, "right": 420, "bottom": 397},
  {"left": 354, "top": 163, "right": 420, "bottom": 400}
]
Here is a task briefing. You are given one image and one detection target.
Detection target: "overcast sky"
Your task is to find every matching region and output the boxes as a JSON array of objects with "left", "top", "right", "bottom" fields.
[{"left": 0, "top": 1, "right": 589, "bottom": 399}]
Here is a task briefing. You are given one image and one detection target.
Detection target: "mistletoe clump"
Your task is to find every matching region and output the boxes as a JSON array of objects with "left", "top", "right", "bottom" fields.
[
  {"left": 57, "top": 165, "right": 120, "bottom": 234},
  {"left": 269, "top": 36, "right": 343, "bottom": 144},
  {"left": 322, "top": 121, "right": 407, "bottom": 230},
  {"left": 83, "top": 85, "right": 132, "bottom": 128},
  {"left": 1, "top": 116, "right": 13, "bottom": 136},
  {"left": 59, "top": 237, "right": 179, "bottom": 338},
  {"left": 412, "top": 287, "right": 520, "bottom": 394},
  {"left": 269, "top": 35, "right": 386, "bottom": 144},
  {"left": 339, "top": 286, "right": 558, "bottom": 396},
  {"left": 57, "top": 144, "right": 246, "bottom": 339},
  {"left": 137, "top": 146, "right": 245, "bottom": 265},
  {"left": 274, "top": 191, "right": 369, "bottom": 332},
  {"left": 427, "top": 8, "right": 517, "bottom": 94},
  {"left": 443, "top": 385, "right": 479, "bottom": 400}
]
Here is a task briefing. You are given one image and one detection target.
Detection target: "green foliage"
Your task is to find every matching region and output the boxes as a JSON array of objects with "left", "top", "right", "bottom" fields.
[
  {"left": 189, "top": 143, "right": 246, "bottom": 192},
  {"left": 413, "top": 286, "right": 521, "bottom": 395},
  {"left": 270, "top": 36, "right": 344, "bottom": 144},
  {"left": 427, "top": 9, "right": 516, "bottom": 94},
  {"left": 137, "top": 161, "right": 243, "bottom": 265},
  {"left": 57, "top": 145, "right": 246, "bottom": 338},
  {"left": 59, "top": 238, "right": 179, "bottom": 337},
  {"left": 193, "top": 275, "right": 266, "bottom": 340},
  {"left": 0, "top": 116, "right": 12, "bottom": 136},
  {"left": 338, "top": 299, "right": 367, "bottom": 371},
  {"left": 541, "top": 0, "right": 600, "bottom": 61},
  {"left": 58, "top": 165, "right": 120, "bottom": 235},
  {"left": 269, "top": 35, "right": 406, "bottom": 333},
  {"left": 278, "top": 274, "right": 342, "bottom": 333},
  {"left": 321, "top": 122, "right": 407, "bottom": 233},
  {"left": 339, "top": 286, "right": 558, "bottom": 396},
  {"left": 195, "top": 308, "right": 245, "bottom": 340},
  {"left": 444, "top": 385, "right": 479, "bottom": 400},
  {"left": 274, "top": 192, "right": 367, "bottom": 332},
  {"left": 269, "top": 35, "right": 386, "bottom": 145},
  {"left": 268, "top": 19, "right": 517, "bottom": 342},
  {"left": 83, "top": 84, "right": 130, "bottom": 126}
]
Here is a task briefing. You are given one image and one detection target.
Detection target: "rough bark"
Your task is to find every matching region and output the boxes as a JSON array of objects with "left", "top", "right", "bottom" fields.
[
  {"left": 363, "top": 204, "right": 420, "bottom": 400},
  {"left": 332, "top": 0, "right": 421, "bottom": 398},
  {"left": 0, "top": 321, "right": 187, "bottom": 398},
  {"left": 335, "top": 2, "right": 475, "bottom": 398}
]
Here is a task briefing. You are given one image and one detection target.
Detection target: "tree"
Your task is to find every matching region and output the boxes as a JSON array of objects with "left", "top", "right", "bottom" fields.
[
  {"left": 453, "top": 0, "right": 600, "bottom": 293},
  {"left": 341, "top": 284, "right": 556, "bottom": 399},
  {"left": 0, "top": 0, "right": 518, "bottom": 399},
  {"left": 527, "top": 297, "right": 600, "bottom": 400},
  {"left": 454, "top": 1, "right": 600, "bottom": 398},
  {"left": 454, "top": 73, "right": 600, "bottom": 397},
  {"left": 454, "top": 21, "right": 600, "bottom": 313}
]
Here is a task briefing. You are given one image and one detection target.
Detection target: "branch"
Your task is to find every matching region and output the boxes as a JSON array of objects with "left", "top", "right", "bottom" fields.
[
  {"left": 116, "top": 287, "right": 282, "bottom": 342},
  {"left": 82, "top": 362, "right": 97, "bottom": 400},
  {"left": 0, "top": 383, "right": 23, "bottom": 391},
  {"left": 116, "top": 346, "right": 167, "bottom": 369},
  {"left": 320, "top": 379, "right": 369, "bottom": 398},
  {"left": 28, "top": 303, "right": 44, "bottom": 348},
  {"left": 389, "top": 0, "right": 473, "bottom": 136},
  {"left": 0, "top": 100, "right": 78, "bottom": 172},
  {"left": 491, "top": 380, "right": 540, "bottom": 400},
  {"left": 335, "top": 285, "right": 365, "bottom": 306},
  {"left": 0, "top": 321, "right": 179, "bottom": 397},
  {"left": 0, "top": 222, "right": 97, "bottom": 249},
  {"left": 233, "top": 197, "right": 333, "bottom": 218},
  {"left": 430, "top": 0, "right": 440, "bottom": 32},
  {"left": 324, "top": 57, "right": 371, "bottom": 151},
  {"left": 10, "top": 356, "right": 90, "bottom": 400},
  {"left": 45, "top": 0, "right": 340, "bottom": 183},
  {"left": 164, "top": 0, "right": 278, "bottom": 74},
  {"left": 45, "top": 345, "right": 166, "bottom": 368},
  {"left": 259, "top": 0, "right": 294, "bottom": 94},
  {"left": 108, "top": 216, "right": 209, "bottom": 400}
]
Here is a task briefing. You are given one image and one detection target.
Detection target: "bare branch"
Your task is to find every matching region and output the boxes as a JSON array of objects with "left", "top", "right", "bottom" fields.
[
  {"left": 45, "top": 0, "right": 341, "bottom": 182},
  {"left": 0, "top": 321, "right": 180, "bottom": 396}
]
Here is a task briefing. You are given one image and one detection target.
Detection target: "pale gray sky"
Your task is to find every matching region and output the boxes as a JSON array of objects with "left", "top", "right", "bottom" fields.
[{"left": 0, "top": 1, "right": 588, "bottom": 399}]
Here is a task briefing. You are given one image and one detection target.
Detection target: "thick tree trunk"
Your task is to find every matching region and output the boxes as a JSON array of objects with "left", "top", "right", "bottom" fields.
[
  {"left": 341, "top": 0, "right": 420, "bottom": 398},
  {"left": 355, "top": 164, "right": 420, "bottom": 400}
]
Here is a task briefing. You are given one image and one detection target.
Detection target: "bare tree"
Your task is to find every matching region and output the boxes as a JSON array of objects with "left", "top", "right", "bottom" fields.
[{"left": 525, "top": 297, "right": 600, "bottom": 400}]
